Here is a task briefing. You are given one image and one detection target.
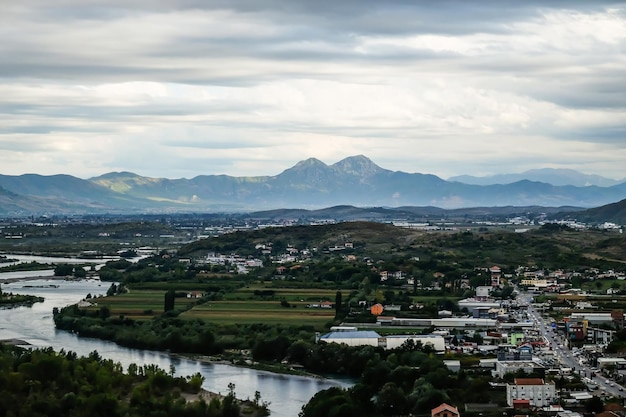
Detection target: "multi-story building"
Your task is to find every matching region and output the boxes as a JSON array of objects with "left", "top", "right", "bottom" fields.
[
  {"left": 506, "top": 378, "right": 556, "bottom": 407},
  {"left": 587, "top": 327, "right": 616, "bottom": 346}
]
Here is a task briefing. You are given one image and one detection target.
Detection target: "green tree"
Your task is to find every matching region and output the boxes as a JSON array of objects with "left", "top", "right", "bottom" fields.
[
  {"left": 54, "top": 263, "right": 74, "bottom": 276},
  {"left": 300, "top": 387, "right": 359, "bottom": 417},
  {"left": 106, "top": 283, "right": 117, "bottom": 297},
  {"left": 164, "top": 289, "right": 175, "bottom": 312},
  {"left": 584, "top": 396, "right": 604, "bottom": 413},
  {"left": 74, "top": 266, "right": 87, "bottom": 278},
  {"left": 335, "top": 291, "right": 343, "bottom": 318}
]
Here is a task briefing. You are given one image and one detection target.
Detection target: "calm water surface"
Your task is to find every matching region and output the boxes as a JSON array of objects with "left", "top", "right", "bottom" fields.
[{"left": 0, "top": 278, "right": 350, "bottom": 416}]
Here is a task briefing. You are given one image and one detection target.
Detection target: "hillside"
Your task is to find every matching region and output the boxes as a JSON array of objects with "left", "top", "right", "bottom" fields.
[
  {"left": 178, "top": 221, "right": 626, "bottom": 271},
  {"left": 576, "top": 198, "right": 626, "bottom": 225},
  {"left": 245, "top": 205, "right": 583, "bottom": 223}
]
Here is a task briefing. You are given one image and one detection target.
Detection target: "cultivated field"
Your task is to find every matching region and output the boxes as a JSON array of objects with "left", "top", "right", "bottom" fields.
[
  {"left": 88, "top": 290, "right": 199, "bottom": 319},
  {"left": 182, "top": 301, "right": 335, "bottom": 327},
  {"left": 90, "top": 286, "right": 337, "bottom": 327}
]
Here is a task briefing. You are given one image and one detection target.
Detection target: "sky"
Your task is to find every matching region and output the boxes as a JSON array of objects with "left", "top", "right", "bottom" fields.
[{"left": 1, "top": 1, "right": 625, "bottom": 180}]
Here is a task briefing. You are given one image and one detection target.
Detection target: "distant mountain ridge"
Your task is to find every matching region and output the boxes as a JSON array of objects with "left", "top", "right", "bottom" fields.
[
  {"left": 449, "top": 168, "right": 625, "bottom": 187},
  {"left": 0, "top": 155, "right": 626, "bottom": 215}
]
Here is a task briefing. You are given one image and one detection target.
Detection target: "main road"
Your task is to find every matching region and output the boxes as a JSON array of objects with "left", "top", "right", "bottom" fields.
[{"left": 520, "top": 292, "right": 625, "bottom": 398}]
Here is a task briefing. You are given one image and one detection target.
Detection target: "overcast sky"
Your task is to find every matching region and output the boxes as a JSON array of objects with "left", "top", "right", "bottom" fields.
[{"left": 2, "top": 1, "right": 625, "bottom": 180}]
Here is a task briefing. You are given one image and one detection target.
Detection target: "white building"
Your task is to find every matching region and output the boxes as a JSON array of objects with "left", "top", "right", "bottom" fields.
[
  {"left": 378, "top": 317, "right": 498, "bottom": 329},
  {"left": 495, "top": 361, "right": 544, "bottom": 379},
  {"left": 476, "top": 286, "right": 491, "bottom": 298},
  {"left": 570, "top": 312, "right": 617, "bottom": 324},
  {"left": 318, "top": 330, "right": 381, "bottom": 347},
  {"left": 506, "top": 378, "right": 556, "bottom": 407},
  {"left": 382, "top": 334, "right": 445, "bottom": 352},
  {"left": 458, "top": 298, "right": 501, "bottom": 311},
  {"left": 318, "top": 330, "right": 445, "bottom": 352},
  {"left": 596, "top": 357, "right": 626, "bottom": 370}
]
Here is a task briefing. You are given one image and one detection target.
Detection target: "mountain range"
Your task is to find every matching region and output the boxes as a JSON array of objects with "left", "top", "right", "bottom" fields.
[
  {"left": 1, "top": 155, "right": 626, "bottom": 215},
  {"left": 449, "top": 169, "right": 626, "bottom": 187}
]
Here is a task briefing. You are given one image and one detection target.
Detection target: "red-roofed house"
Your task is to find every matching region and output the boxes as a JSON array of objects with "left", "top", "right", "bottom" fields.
[{"left": 431, "top": 403, "right": 460, "bottom": 417}]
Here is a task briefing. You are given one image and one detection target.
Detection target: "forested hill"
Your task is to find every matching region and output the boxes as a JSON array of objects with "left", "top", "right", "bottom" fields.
[
  {"left": 178, "top": 222, "right": 412, "bottom": 257},
  {"left": 178, "top": 221, "right": 626, "bottom": 271},
  {"left": 576, "top": 198, "right": 626, "bottom": 225}
]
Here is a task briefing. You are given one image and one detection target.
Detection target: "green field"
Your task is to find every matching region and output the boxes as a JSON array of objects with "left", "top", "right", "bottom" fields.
[
  {"left": 222, "top": 286, "right": 338, "bottom": 301},
  {"left": 89, "top": 286, "right": 337, "bottom": 327},
  {"left": 182, "top": 300, "right": 335, "bottom": 327},
  {"left": 185, "top": 286, "right": 337, "bottom": 327},
  {"left": 88, "top": 290, "right": 198, "bottom": 318}
]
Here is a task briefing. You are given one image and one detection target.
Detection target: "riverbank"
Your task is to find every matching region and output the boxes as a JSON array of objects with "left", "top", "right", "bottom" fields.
[
  {"left": 0, "top": 275, "right": 76, "bottom": 283},
  {"left": 182, "top": 388, "right": 270, "bottom": 417},
  {"left": 185, "top": 353, "right": 324, "bottom": 379},
  {"left": 0, "top": 293, "right": 44, "bottom": 308},
  {"left": 0, "top": 277, "right": 351, "bottom": 417},
  {"left": 0, "top": 338, "right": 31, "bottom": 346}
]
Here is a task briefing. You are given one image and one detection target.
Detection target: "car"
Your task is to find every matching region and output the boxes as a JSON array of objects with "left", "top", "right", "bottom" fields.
[{"left": 606, "top": 380, "right": 611, "bottom": 384}]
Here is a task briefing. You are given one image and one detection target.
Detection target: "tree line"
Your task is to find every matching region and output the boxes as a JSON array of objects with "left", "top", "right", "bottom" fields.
[{"left": 0, "top": 344, "right": 269, "bottom": 417}]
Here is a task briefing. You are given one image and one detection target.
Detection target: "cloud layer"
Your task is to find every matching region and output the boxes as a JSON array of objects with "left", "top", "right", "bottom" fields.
[{"left": 1, "top": 1, "right": 625, "bottom": 180}]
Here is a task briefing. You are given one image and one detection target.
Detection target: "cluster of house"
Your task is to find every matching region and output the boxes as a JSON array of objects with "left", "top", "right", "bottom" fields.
[
  {"left": 428, "top": 387, "right": 626, "bottom": 417},
  {"left": 445, "top": 345, "right": 561, "bottom": 409},
  {"left": 520, "top": 266, "right": 626, "bottom": 293},
  {"left": 318, "top": 305, "right": 619, "bottom": 412},
  {"left": 201, "top": 252, "right": 263, "bottom": 274}
]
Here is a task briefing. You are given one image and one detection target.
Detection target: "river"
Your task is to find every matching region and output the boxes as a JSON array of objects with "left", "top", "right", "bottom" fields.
[{"left": 0, "top": 278, "right": 350, "bottom": 417}]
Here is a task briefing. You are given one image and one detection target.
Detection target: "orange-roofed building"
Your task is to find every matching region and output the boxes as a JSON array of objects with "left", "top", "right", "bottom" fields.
[
  {"left": 431, "top": 403, "right": 460, "bottom": 417},
  {"left": 370, "top": 303, "right": 384, "bottom": 316}
]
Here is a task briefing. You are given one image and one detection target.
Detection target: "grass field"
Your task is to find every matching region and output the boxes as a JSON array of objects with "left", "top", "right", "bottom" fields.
[
  {"left": 182, "top": 300, "right": 335, "bottom": 327},
  {"left": 185, "top": 285, "right": 337, "bottom": 327},
  {"left": 89, "top": 286, "right": 337, "bottom": 327},
  {"left": 88, "top": 290, "right": 198, "bottom": 319},
  {"left": 89, "top": 285, "right": 455, "bottom": 328},
  {"left": 222, "top": 285, "right": 338, "bottom": 301}
]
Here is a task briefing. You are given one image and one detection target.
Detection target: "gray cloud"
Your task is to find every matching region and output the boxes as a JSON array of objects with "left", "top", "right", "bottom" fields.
[{"left": 0, "top": 1, "right": 624, "bottom": 179}]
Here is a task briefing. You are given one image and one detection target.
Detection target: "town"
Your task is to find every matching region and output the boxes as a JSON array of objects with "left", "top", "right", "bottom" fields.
[{"left": 2, "top": 216, "right": 626, "bottom": 417}]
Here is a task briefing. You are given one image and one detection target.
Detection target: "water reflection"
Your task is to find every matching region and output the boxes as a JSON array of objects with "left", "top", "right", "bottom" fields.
[{"left": 0, "top": 278, "right": 351, "bottom": 417}]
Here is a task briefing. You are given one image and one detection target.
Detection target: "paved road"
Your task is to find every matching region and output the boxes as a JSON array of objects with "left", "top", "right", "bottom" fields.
[{"left": 520, "top": 292, "right": 625, "bottom": 398}]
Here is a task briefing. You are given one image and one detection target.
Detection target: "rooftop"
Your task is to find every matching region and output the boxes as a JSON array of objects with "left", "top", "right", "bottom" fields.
[
  {"left": 431, "top": 403, "right": 459, "bottom": 416},
  {"left": 319, "top": 330, "right": 381, "bottom": 340},
  {"left": 513, "top": 378, "right": 546, "bottom": 386}
]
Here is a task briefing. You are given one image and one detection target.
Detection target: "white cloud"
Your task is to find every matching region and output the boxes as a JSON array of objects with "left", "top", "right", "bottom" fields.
[{"left": 0, "top": 1, "right": 624, "bottom": 180}]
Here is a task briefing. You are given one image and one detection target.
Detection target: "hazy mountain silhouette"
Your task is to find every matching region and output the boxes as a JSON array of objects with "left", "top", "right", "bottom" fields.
[
  {"left": 449, "top": 168, "right": 624, "bottom": 187},
  {"left": 0, "top": 156, "right": 625, "bottom": 215}
]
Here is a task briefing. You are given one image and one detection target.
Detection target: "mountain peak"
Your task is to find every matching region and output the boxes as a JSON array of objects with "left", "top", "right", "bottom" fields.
[
  {"left": 292, "top": 157, "right": 328, "bottom": 170},
  {"left": 332, "top": 155, "right": 384, "bottom": 177},
  {"left": 90, "top": 171, "right": 142, "bottom": 181},
  {"left": 274, "top": 157, "right": 333, "bottom": 186}
]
